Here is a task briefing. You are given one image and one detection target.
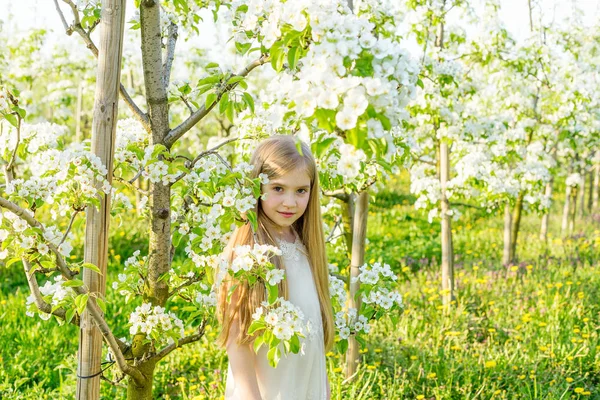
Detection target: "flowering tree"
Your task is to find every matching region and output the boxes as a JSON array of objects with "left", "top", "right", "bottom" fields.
[{"left": 1, "top": 0, "right": 412, "bottom": 397}]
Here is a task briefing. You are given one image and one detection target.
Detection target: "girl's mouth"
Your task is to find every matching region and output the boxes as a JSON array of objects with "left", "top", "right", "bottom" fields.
[{"left": 278, "top": 211, "right": 295, "bottom": 218}]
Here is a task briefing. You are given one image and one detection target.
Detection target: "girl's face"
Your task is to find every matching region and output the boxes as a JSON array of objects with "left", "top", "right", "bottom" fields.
[{"left": 260, "top": 167, "right": 311, "bottom": 233}]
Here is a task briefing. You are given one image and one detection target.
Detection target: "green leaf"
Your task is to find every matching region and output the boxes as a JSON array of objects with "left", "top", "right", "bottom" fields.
[
  {"left": 242, "top": 92, "right": 255, "bottom": 113},
  {"left": 63, "top": 279, "right": 84, "bottom": 288},
  {"left": 289, "top": 334, "right": 300, "bottom": 354},
  {"left": 205, "top": 92, "right": 217, "bottom": 109},
  {"left": 5, "top": 257, "right": 21, "bottom": 269},
  {"left": 267, "top": 346, "right": 281, "bottom": 368},
  {"left": 75, "top": 293, "right": 89, "bottom": 315},
  {"left": 416, "top": 78, "right": 424, "bottom": 89},
  {"left": 253, "top": 334, "right": 265, "bottom": 353},
  {"left": 227, "top": 76, "right": 245, "bottom": 85},
  {"left": 219, "top": 92, "right": 230, "bottom": 114},
  {"left": 205, "top": 62, "right": 220, "bottom": 69},
  {"left": 337, "top": 338, "right": 348, "bottom": 354},
  {"left": 356, "top": 335, "right": 367, "bottom": 348},
  {"left": 287, "top": 46, "right": 300, "bottom": 70},
  {"left": 246, "top": 211, "right": 258, "bottom": 231},
  {"left": 65, "top": 308, "right": 76, "bottom": 323},
  {"left": 226, "top": 101, "right": 235, "bottom": 123},
  {"left": 315, "top": 137, "right": 336, "bottom": 158},
  {"left": 248, "top": 320, "right": 266, "bottom": 335},
  {"left": 4, "top": 113, "right": 18, "bottom": 128},
  {"left": 267, "top": 283, "right": 278, "bottom": 304},
  {"left": 81, "top": 262, "right": 102, "bottom": 275},
  {"left": 96, "top": 297, "right": 107, "bottom": 314}
]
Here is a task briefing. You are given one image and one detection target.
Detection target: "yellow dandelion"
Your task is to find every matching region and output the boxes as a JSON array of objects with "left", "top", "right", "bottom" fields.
[
  {"left": 574, "top": 388, "right": 584, "bottom": 394},
  {"left": 416, "top": 396, "right": 425, "bottom": 400},
  {"left": 427, "top": 372, "right": 437, "bottom": 379},
  {"left": 484, "top": 360, "right": 497, "bottom": 368},
  {"left": 566, "top": 377, "right": 574, "bottom": 383},
  {"left": 333, "top": 367, "right": 343, "bottom": 373}
]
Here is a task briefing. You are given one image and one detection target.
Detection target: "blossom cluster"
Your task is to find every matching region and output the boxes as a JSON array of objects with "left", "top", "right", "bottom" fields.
[
  {"left": 252, "top": 298, "right": 305, "bottom": 341},
  {"left": 111, "top": 250, "right": 146, "bottom": 301},
  {"left": 129, "top": 303, "right": 185, "bottom": 345},
  {"left": 352, "top": 262, "right": 403, "bottom": 310},
  {"left": 334, "top": 308, "right": 370, "bottom": 340},
  {"left": 25, "top": 275, "right": 70, "bottom": 320},
  {"left": 229, "top": 244, "right": 282, "bottom": 274},
  {"left": 329, "top": 275, "right": 347, "bottom": 308}
]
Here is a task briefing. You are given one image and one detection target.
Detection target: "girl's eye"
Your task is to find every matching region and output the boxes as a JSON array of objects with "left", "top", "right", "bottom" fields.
[
  {"left": 273, "top": 186, "right": 283, "bottom": 192},
  {"left": 297, "top": 189, "right": 308, "bottom": 194}
]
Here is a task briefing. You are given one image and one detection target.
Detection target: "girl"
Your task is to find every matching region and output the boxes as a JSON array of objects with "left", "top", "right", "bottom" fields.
[{"left": 217, "top": 135, "right": 335, "bottom": 400}]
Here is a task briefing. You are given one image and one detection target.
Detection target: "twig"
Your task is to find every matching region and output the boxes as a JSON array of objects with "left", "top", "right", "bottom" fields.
[
  {"left": 114, "top": 175, "right": 149, "bottom": 196},
  {"left": 61, "top": 0, "right": 80, "bottom": 26},
  {"left": 55, "top": 1, "right": 150, "bottom": 131},
  {"left": 323, "top": 189, "right": 349, "bottom": 202},
  {"left": 128, "top": 169, "right": 144, "bottom": 185},
  {"left": 168, "top": 271, "right": 206, "bottom": 298},
  {"left": 59, "top": 209, "right": 81, "bottom": 246},
  {"left": 53, "top": 0, "right": 70, "bottom": 33},
  {"left": 23, "top": 258, "right": 80, "bottom": 325},
  {"left": 152, "top": 319, "right": 208, "bottom": 362},
  {"left": 180, "top": 96, "right": 195, "bottom": 114},
  {"left": 163, "top": 22, "right": 178, "bottom": 89},
  {"left": 170, "top": 137, "right": 238, "bottom": 185},
  {"left": 164, "top": 54, "right": 270, "bottom": 147},
  {"left": 326, "top": 215, "right": 342, "bottom": 243}
]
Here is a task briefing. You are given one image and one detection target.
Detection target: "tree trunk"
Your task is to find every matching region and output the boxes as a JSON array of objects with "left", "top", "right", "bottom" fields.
[
  {"left": 502, "top": 202, "right": 512, "bottom": 265},
  {"left": 345, "top": 191, "right": 368, "bottom": 380},
  {"left": 593, "top": 162, "right": 599, "bottom": 212},
  {"left": 126, "top": 361, "right": 156, "bottom": 400},
  {"left": 340, "top": 195, "right": 355, "bottom": 258},
  {"left": 569, "top": 186, "right": 577, "bottom": 234},
  {"left": 578, "top": 170, "right": 586, "bottom": 218},
  {"left": 509, "top": 192, "right": 524, "bottom": 263},
  {"left": 439, "top": 141, "right": 454, "bottom": 304},
  {"left": 587, "top": 169, "right": 594, "bottom": 213},
  {"left": 141, "top": 0, "right": 172, "bottom": 307},
  {"left": 561, "top": 185, "right": 572, "bottom": 235},
  {"left": 77, "top": 1, "right": 126, "bottom": 399},
  {"left": 539, "top": 178, "right": 553, "bottom": 241},
  {"left": 76, "top": 81, "right": 84, "bottom": 142}
]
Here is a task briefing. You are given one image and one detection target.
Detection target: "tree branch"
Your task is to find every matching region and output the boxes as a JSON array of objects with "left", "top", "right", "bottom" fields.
[
  {"left": 163, "top": 22, "right": 178, "bottom": 89},
  {"left": 164, "top": 54, "right": 270, "bottom": 147},
  {"left": 23, "top": 258, "right": 80, "bottom": 326},
  {"left": 151, "top": 319, "right": 207, "bottom": 362},
  {"left": 168, "top": 271, "right": 206, "bottom": 298},
  {"left": 60, "top": 209, "right": 82, "bottom": 246},
  {"left": 170, "top": 137, "right": 239, "bottom": 185},
  {"left": 53, "top": 0, "right": 70, "bottom": 33},
  {"left": 323, "top": 189, "right": 349, "bottom": 203},
  {"left": 0, "top": 196, "right": 145, "bottom": 385},
  {"left": 55, "top": 1, "right": 150, "bottom": 131}
]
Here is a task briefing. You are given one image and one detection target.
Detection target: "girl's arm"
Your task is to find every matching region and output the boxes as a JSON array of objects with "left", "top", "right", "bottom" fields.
[
  {"left": 225, "top": 314, "right": 263, "bottom": 400},
  {"left": 326, "top": 375, "right": 331, "bottom": 400}
]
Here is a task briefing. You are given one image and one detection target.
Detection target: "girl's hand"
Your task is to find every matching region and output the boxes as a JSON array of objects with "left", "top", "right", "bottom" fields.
[{"left": 326, "top": 376, "right": 331, "bottom": 400}]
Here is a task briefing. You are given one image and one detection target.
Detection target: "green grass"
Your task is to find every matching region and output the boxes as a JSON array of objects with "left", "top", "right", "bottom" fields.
[{"left": 1, "top": 178, "right": 600, "bottom": 399}]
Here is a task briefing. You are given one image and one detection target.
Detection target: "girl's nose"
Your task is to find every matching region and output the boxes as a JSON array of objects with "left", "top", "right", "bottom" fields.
[{"left": 282, "top": 194, "right": 297, "bottom": 207}]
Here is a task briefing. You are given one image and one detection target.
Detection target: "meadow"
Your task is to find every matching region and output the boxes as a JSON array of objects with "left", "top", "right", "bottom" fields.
[{"left": 1, "top": 177, "right": 599, "bottom": 400}]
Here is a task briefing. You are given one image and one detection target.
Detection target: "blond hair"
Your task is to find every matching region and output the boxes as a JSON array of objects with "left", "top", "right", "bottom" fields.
[{"left": 217, "top": 135, "right": 335, "bottom": 351}]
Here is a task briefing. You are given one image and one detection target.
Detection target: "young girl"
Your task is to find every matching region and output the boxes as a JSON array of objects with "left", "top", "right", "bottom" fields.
[{"left": 217, "top": 135, "right": 335, "bottom": 400}]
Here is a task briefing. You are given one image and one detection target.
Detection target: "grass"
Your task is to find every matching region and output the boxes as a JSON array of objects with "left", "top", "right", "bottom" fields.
[{"left": 1, "top": 178, "right": 599, "bottom": 399}]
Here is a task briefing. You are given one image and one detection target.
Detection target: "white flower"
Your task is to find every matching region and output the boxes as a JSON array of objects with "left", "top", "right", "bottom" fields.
[
  {"left": 265, "top": 312, "right": 279, "bottom": 326},
  {"left": 265, "top": 268, "right": 285, "bottom": 286},
  {"left": 335, "top": 108, "right": 358, "bottom": 131}
]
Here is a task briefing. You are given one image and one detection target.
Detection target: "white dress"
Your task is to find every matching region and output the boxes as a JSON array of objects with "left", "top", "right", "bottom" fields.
[{"left": 225, "top": 234, "right": 327, "bottom": 400}]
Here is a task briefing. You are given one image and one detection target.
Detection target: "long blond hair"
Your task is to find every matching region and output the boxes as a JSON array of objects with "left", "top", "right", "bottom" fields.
[{"left": 217, "top": 135, "right": 335, "bottom": 351}]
